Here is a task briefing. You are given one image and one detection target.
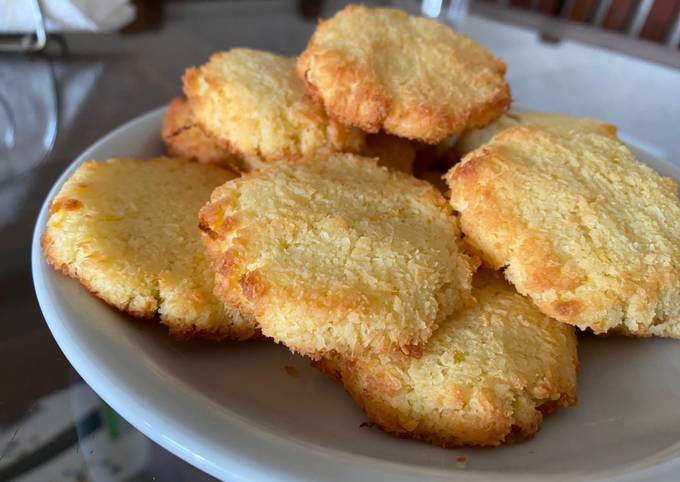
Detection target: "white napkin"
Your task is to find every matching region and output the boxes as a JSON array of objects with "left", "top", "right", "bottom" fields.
[{"left": 0, "top": 0, "right": 135, "bottom": 33}]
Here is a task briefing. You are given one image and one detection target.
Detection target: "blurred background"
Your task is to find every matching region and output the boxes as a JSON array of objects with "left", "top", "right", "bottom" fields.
[
  {"left": 1, "top": 1, "right": 678, "bottom": 481},
  {"left": 2, "top": 0, "right": 679, "bottom": 59},
  {"left": 474, "top": 0, "right": 680, "bottom": 64}
]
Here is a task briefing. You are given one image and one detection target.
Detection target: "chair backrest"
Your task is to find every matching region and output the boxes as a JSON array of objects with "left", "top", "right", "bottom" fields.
[{"left": 488, "top": 0, "right": 680, "bottom": 47}]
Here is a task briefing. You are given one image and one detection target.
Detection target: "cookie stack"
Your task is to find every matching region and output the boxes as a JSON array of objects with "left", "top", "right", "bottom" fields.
[{"left": 42, "top": 5, "right": 680, "bottom": 449}]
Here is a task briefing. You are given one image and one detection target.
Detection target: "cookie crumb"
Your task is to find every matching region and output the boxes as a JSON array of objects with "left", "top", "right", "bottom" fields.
[
  {"left": 360, "top": 421, "right": 377, "bottom": 428},
  {"left": 284, "top": 366, "right": 299, "bottom": 377},
  {"left": 455, "top": 455, "right": 467, "bottom": 467}
]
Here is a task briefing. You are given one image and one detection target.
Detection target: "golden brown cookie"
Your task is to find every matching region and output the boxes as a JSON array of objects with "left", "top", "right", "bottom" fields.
[
  {"left": 199, "top": 153, "right": 475, "bottom": 359},
  {"left": 297, "top": 5, "right": 510, "bottom": 144},
  {"left": 184, "top": 49, "right": 365, "bottom": 171},
  {"left": 447, "top": 125, "right": 680, "bottom": 338},
  {"left": 161, "top": 97, "right": 238, "bottom": 168},
  {"left": 319, "top": 271, "right": 578, "bottom": 447},
  {"left": 42, "top": 157, "right": 256, "bottom": 340},
  {"left": 453, "top": 110, "right": 617, "bottom": 158}
]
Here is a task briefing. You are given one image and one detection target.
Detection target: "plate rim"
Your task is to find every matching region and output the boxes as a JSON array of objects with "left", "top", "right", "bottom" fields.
[{"left": 31, "top": 107, "right": 680, "bottom": 482}]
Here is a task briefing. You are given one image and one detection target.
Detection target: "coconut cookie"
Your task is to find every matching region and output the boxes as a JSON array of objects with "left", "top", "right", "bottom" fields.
[
  {"left": 184, "top": 49, "right": 365, "bottom": 171},
  {"left": 198, "top": 153, "right": 475, "bottom": 359},
  {"left": 42, "top": 157, "right": 256, "bottom": 340},
  {"left": 161, "top": 97, "right": 238, "bottom": 168},
  {"left": 297, "top": 5, "right": 510, "bottom": 144},
  {"left": 319, "top": 271, "right": 578, "bottom": 448},
  {"left": 453, "top": 110, "right": 617, "bottom": 157},
  {"left": 446, "top": 125, "right": 680, "bottom": 338}
]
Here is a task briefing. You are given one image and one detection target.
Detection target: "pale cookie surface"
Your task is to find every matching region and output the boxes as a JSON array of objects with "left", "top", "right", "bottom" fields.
[
  {"left": 320, "top": 272, "right": 578, "bottom": 447},
  {"left": 42, "top": 157, "right": 256, "bottom": 340},
  {"left": 453, "top": 110, "right": 617, "bottom": 157},
  {"left": 184, "top": 49, "right": 365, "bottom": 170},
  {"left": 447, "top": 125, "right": 680, "bottom": 337},
  {"left": 199, "top": 153, "right": 475, "bottom": 358},
  {"left": 161, "top": 97, "right": 237, "bottom": 168},
  {"left": 297, "top": 5, "right": 510, "bottom": 144}
]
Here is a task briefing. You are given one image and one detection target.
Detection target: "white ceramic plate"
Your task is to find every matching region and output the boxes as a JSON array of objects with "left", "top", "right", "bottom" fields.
[{"left": 33, "top": 108, "right": 680, "bottom": 482}]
